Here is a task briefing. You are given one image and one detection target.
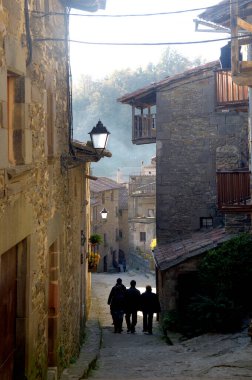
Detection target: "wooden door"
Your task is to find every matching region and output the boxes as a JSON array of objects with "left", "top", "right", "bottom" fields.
[{"left": 0, "top": 247, "right": 17, "bottom": 380}]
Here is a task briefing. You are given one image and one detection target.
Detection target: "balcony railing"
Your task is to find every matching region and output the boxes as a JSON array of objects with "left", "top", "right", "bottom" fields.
[
  {"left": 129, "top": 177, "right": 156, "bottom": 196},
  {"left": 215, "top": 70, "right": 248, "bottom": 110},
  {"left": 133, "top": 114, "right": 156, "bottom": 144},
  {"left": 216, "top": 169, "right": 252, "bottom": 212}
]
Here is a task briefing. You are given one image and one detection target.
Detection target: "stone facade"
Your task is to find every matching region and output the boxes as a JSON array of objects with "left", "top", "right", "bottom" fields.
[
  {"left": 128, "top": 158, "right": 156, "bottom": 271},
  {"left": 90, "top": 178, "right": 127, "bottom": 272},
  {"left": 156, "top": 63, "right": 248, "bottom": 243},
  {"left": 118, "top": 61, "right": 249, "bottom": 314},
  {"left": 0, "top": 1, "right": 94, "bottom": 379},
  {"left": 155, "top": 63, "right": 248, "bottom": 311}
]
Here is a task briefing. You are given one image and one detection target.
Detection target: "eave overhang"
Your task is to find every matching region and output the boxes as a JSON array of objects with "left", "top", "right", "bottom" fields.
[
  {"left": 117, "top": 83, "right": 157, "bottom": 109},
  {"left": 61, "top": 139, "right": 112, "bottom": 169},
  {"left": 194, "top": 0, "right": 252, "bottom": 33}
]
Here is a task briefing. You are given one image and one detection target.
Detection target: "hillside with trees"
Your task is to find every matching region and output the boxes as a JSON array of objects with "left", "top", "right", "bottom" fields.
[{"left": 72, "top": 48, "right": 204, "bottom": 179}]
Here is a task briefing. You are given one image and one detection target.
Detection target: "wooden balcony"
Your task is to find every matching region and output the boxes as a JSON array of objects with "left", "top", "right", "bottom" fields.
[
  {"left": 132, "top": 114, "right": 156, "bottom": 145},
  {"left": 215, "top": 70, "right": 248, "bottom": 111},
  {"left": 230, "top": 0, "right": 252, "bottom": 86},
  {"left": 216, "top": 169, "right": 252, "bottom": 213}
]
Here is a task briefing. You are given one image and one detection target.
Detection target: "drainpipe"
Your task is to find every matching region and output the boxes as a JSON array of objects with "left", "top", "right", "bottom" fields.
[
  {"left": 248, "top": 45, "right": 252, "bottom": 185},
  {"left": 247, "top": 44, "right": 252, "bottom": 340}
]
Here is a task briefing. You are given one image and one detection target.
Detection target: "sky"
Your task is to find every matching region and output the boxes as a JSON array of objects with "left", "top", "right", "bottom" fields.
[{"left": 69, "top": 0, "right": 230, "bottom": 83}]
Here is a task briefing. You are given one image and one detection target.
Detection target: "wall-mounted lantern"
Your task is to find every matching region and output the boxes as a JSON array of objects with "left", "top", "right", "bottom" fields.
[
  {"left": 100, "top": 208, "right": 108, "bottom": 220},
  {"left": 89, "top": 120, "right": 110, "bottom": 155}
]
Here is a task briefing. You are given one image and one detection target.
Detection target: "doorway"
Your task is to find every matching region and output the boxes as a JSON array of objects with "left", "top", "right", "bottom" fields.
[
  {"left": 103, "top": 255, "right": 107, "bottom": 272},
  {"left": 0, "top": 240, "right": 27, "bottom": 379},
  {"left": 47, "top": 242, "right": 59, "bottom": 367}
]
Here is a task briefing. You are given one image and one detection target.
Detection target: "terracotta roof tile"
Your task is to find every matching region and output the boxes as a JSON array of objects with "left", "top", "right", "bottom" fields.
[
  {"left": 90, "top": 177, "right": 123, "bottom": 193},
  {"left": 154, "top": 227, "right": 236, "bottom": 271}
]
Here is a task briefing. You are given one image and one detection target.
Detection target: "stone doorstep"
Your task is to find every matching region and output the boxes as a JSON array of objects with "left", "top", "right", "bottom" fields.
[
  {"left": 47, "top": 367, "right": 58, "bottom": 380},
  {"left": 60, "top": 318, "right": 101, "bottom": 380}
]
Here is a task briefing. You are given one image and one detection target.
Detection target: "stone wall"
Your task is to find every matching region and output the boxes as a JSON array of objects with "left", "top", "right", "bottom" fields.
[
  {"left": 0, "top": 1, "right": 90, "bottom": 379},
  {"left": 156, "top": 68, "right": 248, "bottom": 243}
]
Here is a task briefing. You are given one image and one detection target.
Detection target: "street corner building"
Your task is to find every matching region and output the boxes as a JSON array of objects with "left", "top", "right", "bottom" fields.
[{"left": 0, "top": 1, "right": 108, "bottom": 379}]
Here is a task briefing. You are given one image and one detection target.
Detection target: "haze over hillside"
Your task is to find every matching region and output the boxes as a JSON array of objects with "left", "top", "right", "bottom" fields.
[{"left": 72, "top": 48, "right": 204, "bottom": 180}]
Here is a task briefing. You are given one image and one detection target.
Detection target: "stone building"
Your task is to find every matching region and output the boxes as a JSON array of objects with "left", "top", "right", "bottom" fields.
[
  {"left": 0, "top": 1, "right": 109, "bottom": 379},
  {"left": 90, "top": 177, "right": 128, "bottom": 272},
  {"left": 128, "top": 157, "right": 156, "bottom": 271},
  {"left": 118, "top": 61, "right": 250, "bottom": 313}
]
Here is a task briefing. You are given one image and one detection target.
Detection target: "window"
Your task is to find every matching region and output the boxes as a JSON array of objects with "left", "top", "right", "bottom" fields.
[
  {"left": 119, "top": 230, "right": 123, "bottom": 239},
  {"left": 148, "top": 209, "right": 155, "bottom": 217},
  {"left": 7, "top": 73, "right": 26, "bottom": 165},
  {"left": 102, "top": 192, "right": 105, "bottom": 204},
  {"left": 111, "top": 191, "right": 114, "bottom": 201},
  {"left": 200, "top": 217, "right": 213, "bottom": 228},
  {"left": 140, "top": 232, "right": 146, "bottom": 242}
]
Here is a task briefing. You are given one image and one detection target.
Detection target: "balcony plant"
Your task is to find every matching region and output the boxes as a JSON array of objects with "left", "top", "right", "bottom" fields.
[
  {"left": 88, "top": 252, "right": 101, "bottom": 271},
  {"left": 89, "top": 233, "right": 103, "bottom": 246},
  {"left": 88, "top": 234, "right": 102, "bottom": 271}
]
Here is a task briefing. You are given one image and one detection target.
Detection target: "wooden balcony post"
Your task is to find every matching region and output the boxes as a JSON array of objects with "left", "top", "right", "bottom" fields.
[
  {"left": 132, "top": 105, "right": 135, "bottom": 140},
  {"left": 230, "top": 0, "right": 240, "bottom": 76}
]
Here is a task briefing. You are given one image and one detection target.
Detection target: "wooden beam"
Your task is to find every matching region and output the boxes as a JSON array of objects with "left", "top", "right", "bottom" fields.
[
  {"left": 230, "top": 0, "right": 240, "bottom": 76},
  {"left": 231, "top": 73, "right": 252, "bottom": 86},
  {"left": 237, "top": 17, "right": 252, "bottom": 33}
]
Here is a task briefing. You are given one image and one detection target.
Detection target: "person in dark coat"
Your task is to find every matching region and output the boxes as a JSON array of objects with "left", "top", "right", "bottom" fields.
[
  {"left": 124, "top": 280, "right": 141, "bottom": 333},
  {"left": 140, "top": 285, "right": 161, "bottom": 335},
  {"left": 107, "top": 278, "right": 126, "bottom": 333}
]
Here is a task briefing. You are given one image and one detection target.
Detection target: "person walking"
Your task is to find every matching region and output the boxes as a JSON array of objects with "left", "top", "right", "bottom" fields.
[
  {"left": 107, "top": 278, "right": 126, "bottom": 333},
  {"left": 140, "top": 285, "right": 161, "bottom": 335},
  {"left": 124, "top": 280, "right": 141, "bottom": 333}
]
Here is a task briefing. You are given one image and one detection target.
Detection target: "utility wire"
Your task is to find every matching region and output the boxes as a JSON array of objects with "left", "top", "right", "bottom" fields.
[
  {"left": 31, "top": 1, "right": 239, "bottom": 19},
  {"left": 34, "top": 34, "right": 252, "bottom": 46}
]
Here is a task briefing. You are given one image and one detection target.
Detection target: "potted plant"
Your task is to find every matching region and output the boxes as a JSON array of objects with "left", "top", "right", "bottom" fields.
[
  {"left": 88, "top": 252, "right": 101, "bottom": 272},
  {"left": 89, "top": 233, "right": 103, "bottom": 246}
]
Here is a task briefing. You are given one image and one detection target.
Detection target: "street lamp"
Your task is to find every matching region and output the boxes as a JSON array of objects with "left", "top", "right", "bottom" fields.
[
  {"left": 100, "top": 208, "right": 108, "bottom": 220},
  {"left": 89, "top": 120, "right": 110, "bottom": 155}
]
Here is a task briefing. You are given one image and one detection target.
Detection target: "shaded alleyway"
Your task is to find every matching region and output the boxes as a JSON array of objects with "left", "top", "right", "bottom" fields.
[{"left": 89, "top": 270, "right": 252, "bottom": 380}]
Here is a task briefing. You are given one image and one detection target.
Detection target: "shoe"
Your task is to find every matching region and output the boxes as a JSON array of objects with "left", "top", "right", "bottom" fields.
[
  {"left": 142, "top": 330, "right": 147, "bottom": 332},
  {"left": 127, "top": 329, "right": 131, "bottom": 333},
  {"left": 144, "top": 332, "right": 152, "bottom": 335}
]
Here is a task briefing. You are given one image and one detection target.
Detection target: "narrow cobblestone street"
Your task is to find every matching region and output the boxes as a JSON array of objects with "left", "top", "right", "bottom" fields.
[{"left": 88, "top": 270, "right": 252, "bottom": 380}]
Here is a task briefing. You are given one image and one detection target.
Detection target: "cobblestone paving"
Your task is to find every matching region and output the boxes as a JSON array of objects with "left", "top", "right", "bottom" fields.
[{"left": 89, "top": 271, "right": 252, "bottom": 380}]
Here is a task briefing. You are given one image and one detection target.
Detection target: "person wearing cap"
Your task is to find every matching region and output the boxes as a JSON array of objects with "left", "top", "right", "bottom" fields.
[
  {"left": 107, "top": 278, "right": 126, "bottom": 333},
  {"left": 124, "top": 280, "right": 141, "bottom": 333}
]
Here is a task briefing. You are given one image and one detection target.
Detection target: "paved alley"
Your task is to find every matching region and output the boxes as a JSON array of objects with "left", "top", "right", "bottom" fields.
[{"left": 88, "top": 270, "right": 252, "bottom": 380}]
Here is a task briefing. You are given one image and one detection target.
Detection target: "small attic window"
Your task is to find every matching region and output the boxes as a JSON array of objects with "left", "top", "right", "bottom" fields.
[{"left": 200, "top": 217, "right": 213, "bottom": 228}]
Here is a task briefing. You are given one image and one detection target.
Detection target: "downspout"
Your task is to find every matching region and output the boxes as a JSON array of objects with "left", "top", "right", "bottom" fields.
[
  {"left": 247, "top": 45, "right": 252, "bottom": 232},
  {"left": 24, "top": 0, "right": 32, "bottom": 66}
]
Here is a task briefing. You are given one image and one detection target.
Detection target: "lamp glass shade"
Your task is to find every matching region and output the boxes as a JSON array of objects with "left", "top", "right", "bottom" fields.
[
  {"left": 92, "top": 133, "right": 109, "bottom": 150},
  {"left": 100, "top": 208, "right": 108, "bottom": 220},
  {"left": 89, "top": 120, "right": 110, "bottom": 152}
]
